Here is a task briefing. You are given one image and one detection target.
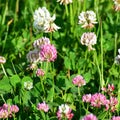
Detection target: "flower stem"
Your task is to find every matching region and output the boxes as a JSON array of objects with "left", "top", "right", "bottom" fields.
[
  {"left": 40, "top": 77, "right": 45, "bottom": 96},
  {"left": 1, "top": 64, "right": 7, "bottom": 76},
  {"left": 100, "top": 20, "right": 104, "bottom": 88},
  {"left": 65, "top": 4, "right": 69, "bottom": 17},
  {"left": 0, "top": 94, "right": 6, "bottom": 103},
  {"left": 70, "top": 4, "right": 74, "bottom": 32}
]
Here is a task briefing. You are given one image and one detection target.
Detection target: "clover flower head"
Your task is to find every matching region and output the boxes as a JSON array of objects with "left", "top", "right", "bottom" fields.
[
  {"left": 78, "top": 10, "right": 97, "bottom": 29},
  {"left": 26, "top": 49, "right": 41, "bottom": 63},
  {"left": 44, "top": 14, "right": 60, "bottom": 33},
  {"left": 82, "top": 113, "right": 98, "bottom": 120},
  {"left": 37, "top": 101, "right": 49, "bottom": 112},
  {"left": 0, "top": 56, "right": 6, "bottom": 64},
  {"left": 82, "top": 94, "right": 92, "bottom": 103},
  {"left": 24, "top": 81, "right": 33, "bottom": 90},
  {"left": 10, "top": 105, "right": 19, "bottom": 113},
  {"left": 113, "top": 0, "right": 120, "bottom": 11},
  {"left": 57, "top": 104, "right": 74, "bottom": 120},
  {"left": 105, "top": 97, "right": 118, "bottom": 112},
  {"left": 102, "top": 84, "right": 115, "bottom": 95},
  {"left": 33, "top": 7, "right": 60, "bottom": 33},
  {"left": 115, "top": 49, "right": 120, "bottom": 64},
  {"left": 36, "top": 68, "right": 45, "bottom": 77},
  {"left": 57, "top": 0, "right": 72, "bottom": 5},
  {"left": 40, "top": 44, "right": 57, "bottom": 62},
  {"left": 33, "top": 37, "right": 50, "bottom": 49},
  {"left": 112, "top": 116, "right": 120, "bottom": 120},
  {"left": 0, "top": 104, "right": 19, "bottom": 119},
  {"left": 108, "top": 84, "right": 115, "bottom": 92},
  {"left": 90, "top": 93, "right": 107, "bottom": 108},
  {"left": 80, "top": 32, "right": 97, "bottom": 51},
  {"left": 72, "top": 75, "right": 86, "bottom": 87}
]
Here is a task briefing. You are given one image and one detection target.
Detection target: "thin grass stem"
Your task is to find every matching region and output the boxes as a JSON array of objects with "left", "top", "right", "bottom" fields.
[{"left": 1, "top": 64, "right": 7, "bottom": 77}]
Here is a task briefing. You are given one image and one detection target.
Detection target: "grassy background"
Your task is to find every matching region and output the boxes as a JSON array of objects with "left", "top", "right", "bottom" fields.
[{"left": 0, "top": 0, "right": 120, "bottom": 119}]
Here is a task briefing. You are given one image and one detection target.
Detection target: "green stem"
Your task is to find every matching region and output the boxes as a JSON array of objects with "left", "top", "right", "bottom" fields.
[
  {"left": 1, "top": 64, "right": 7, "bottom": 76},
  {"left": 14, "top": 0, "right": 19, "bottom": 22},
  {"left": 100, "top": 21, "right": 104, "bottom": 88},
  {"left": 2, "top": 0, "right": 8, "bottom": 25},
  {"left": 50, "top": 32, "right": 52, "bottom": 42},
  {"left": 94, "top": 51, "right": 102, "bottom": 89},
  {"left": 77, "top": 0, "right": 81, "bottom": 15},
  {"left": 117, "top": 69, "right": 120, "bottom": 115},
  {"left": 65, "top": 4, "right": 69, "bottom": 17},
  {"left": 2, "top": 25, "right": 9, "bottom": 53},
  {"left": 0, "top": 94, "right": 6, "bottom": 103},
  {"left": 78, "top": 87, "right": 80, "bottom": 97},
  {"left": 114, "top": 32, "right": 117, "bottom": 58},
  {"left": 11, "top": 61, "right": 17, "bottom": 74},
  {"left": 83, "top": 0, "right": 86, "bottom": 11},
  {"left": 45, "top": 62, "right": 49, "bottom": 77},
  {"left": 40, "top": 78, "right": 45, "bottom": 96},
  {"left": 70, "top": 3, "right": 74, "bottom": 32}
]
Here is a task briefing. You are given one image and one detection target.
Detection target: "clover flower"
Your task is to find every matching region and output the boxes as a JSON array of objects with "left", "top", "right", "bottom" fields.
[
  {"left": 27, "top": 63, "right": 37, "bottom": 70},
  {"left": 105, "top": 97, "right": 118, "bottom": 112},
  {"left": 33, "top": 37, "right": 50, "bottom": 49},
  {"left": 101, "top": 84, "right": 115, "bottom": 95},
  {"left": 10, "top": 105, "right": 19, "bottom": 113},
  {"left": 37, "top": 101, "right": 49, "bottom": 112},
  {"left": 82, "top": 94, "right": 92, "bottom": 103},
  {"left": 72, "top": 75, "right": 86, "bottom": 87},
  {"left": 33, "top": 7, "right": 60, "bottom": 33},
  {"left": 78, "top": 10, "right": 97, "bottom": 29},
  {"left": 113, "top": 0, "right": 120, "bottom": 11},
  {"left": 0, "top": 56, "right": 6, "bottom": 64},
  {"left": 26, "top": 49, "right": 41, "bottom": 63},
  {"left": 90, "top": 93, "right": 107, "bottom": 108},
  {"left": 36, "top": 68, "right": 45, "bottom": 76},
  {"left": 0, "top": 104, "right": 19, "bottom": 119},
  {"left": 57, "top": 104, "right": 74, "bottom": 120},
  {"left": 43, "top": 14, "right": 60, "bottom": 33},
  {"left": 24, "top": 81, "right": 33, "bottom": 90},
  {"left": 112, "top": 116, "right": 120, "bottom": 120},
  {"left": 82, "top": 113, "right": 98, "bottom": 120},
  {"left": 80, "top": 32, "right": 97, "bottom": 51},
  {"left": 57, "top": 0, "right": 72, "bottom": 5},
  {"left": 40, "top": 44, "right": 57, "bottom": 62},
  {"left": 115, "top": 49, "right": 120, "bottom": 64}
]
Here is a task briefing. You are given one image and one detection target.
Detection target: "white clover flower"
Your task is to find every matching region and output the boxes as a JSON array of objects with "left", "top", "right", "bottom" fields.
[
  {"left": 115, "top": 49, "right": 120, "bottom": 64},
  {"left": 118, "top": 49, "right": 120, "bottom": 54},
  {"left": 113, "top": 0, "right": 120, "bottom": 11},
  {"left": 80, "top": 32, "right": 97, "bottom": 51},
  {"left": 26, "top": 49, "right": 41, "bottom": 63},
  {"left": 0, "top": 56, "right": 6, "bottom": 64},
  {"left": 57, "top": 0, "right": 72, "bottom": 5},
  {"left": 33, "top": 37, "right": 50, "bottom": 49},
  {"left": 43, "top": 14, "right": 60, "bottom": 33},
  {"left": 59, "top": 104, "right": 70, "bottom": 114},
  {"left": 78, "top": 10, "right": 97, "bottom": 29},
  {"left": 33, "top": 7, "right": 50, "bottom": 32},
  {"left": 24, "top": 81, "right": 33, "bottom": 90},
  {"left": 33, "top": 7, "right": 60, "bottom": 33}
]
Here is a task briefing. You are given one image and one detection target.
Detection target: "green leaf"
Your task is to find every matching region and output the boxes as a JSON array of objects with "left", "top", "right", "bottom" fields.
[
  {"left": 63, "top": 93, "right": 74, "bottom": 103},
  {"left": 10, "top": 75, "right": 21, "bottom": 87},
  {"left": 64, "top": 56, "right": 71, "bottom": 69},
  {"left": 65, "top": 78, "right": 73, "bottom": 90},
  {"left": 70, "top": 52, "right": 76, "bottom": 70},
  {"left": 0, "top": 76, "right": 12, "bottom": 94},
  {"left": 47, "top": 87, "right": 54, "bottom": 102},
  {"left": 22, "top": 91, "right": 31, "bottom": 105},
  {"left": 83, "top": 72, "right": 91, "bottom": 83}
]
